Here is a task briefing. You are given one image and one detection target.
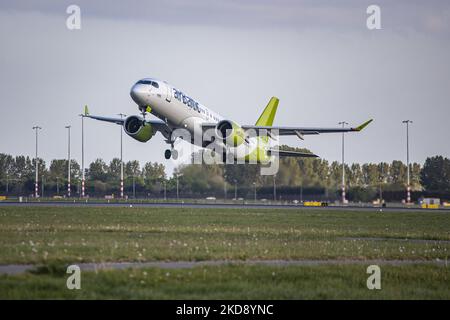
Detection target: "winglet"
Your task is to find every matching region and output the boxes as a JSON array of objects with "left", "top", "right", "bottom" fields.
[
  {"left": 354, "top": 119, "right": 373, "bottom": 131},
  {"left": 84, "top": 105, "right": 89, "bottom": 116}
]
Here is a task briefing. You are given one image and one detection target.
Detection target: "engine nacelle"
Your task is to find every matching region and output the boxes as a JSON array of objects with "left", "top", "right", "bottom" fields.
[
  {"left": 124, "top": 115, "right": 155, "bottom": 142},
  {"left": 216, "top": 120, "right": 246, "bottom": 147}
]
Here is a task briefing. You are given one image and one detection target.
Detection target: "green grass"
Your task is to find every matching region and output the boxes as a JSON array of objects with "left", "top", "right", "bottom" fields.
[
  {"left": 0, "top": 264, "right": 449, "bottom": 299},
  {"left": 0, "top": 206, "right": 449, "bottom": 299},
  {"left": 0, "top": 207, "right": 449, "bottom": 264}
]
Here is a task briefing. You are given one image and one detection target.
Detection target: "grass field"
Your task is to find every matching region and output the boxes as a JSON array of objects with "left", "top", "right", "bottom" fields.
[
  {"left": 1, "top": 264, "right": 449, "bottom": 299},
  {"left": 0, "top": 206, "right": 449, "bottom": 299}
]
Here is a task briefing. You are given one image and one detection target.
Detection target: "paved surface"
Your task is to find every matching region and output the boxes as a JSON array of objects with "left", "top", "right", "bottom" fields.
[
  {"left": 339, "top": 237, "right": 450, "bottom": 244},
  {"left": 1, "top": 201, "right": 449, "bottom": 212},
  {"left": 0, "top": 259, "right": 448, "bottom": 275}
]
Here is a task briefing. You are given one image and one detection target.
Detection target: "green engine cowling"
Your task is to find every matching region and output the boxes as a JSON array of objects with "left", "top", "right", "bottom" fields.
[
  {"left": 124, "top": 116, "right": 155, "bottom": 142},
  {"left": 216, "top": 120, "right": 246, "bottom": 147}
]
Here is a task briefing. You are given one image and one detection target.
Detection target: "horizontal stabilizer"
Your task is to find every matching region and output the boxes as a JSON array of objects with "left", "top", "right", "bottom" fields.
[{"left": 268, "top": 149, "right": 318, "bottom": 158}]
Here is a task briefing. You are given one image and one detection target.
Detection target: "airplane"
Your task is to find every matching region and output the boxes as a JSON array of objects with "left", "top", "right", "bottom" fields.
[{"left": 83, "top": 78, "right": 372, "bottom": 163}]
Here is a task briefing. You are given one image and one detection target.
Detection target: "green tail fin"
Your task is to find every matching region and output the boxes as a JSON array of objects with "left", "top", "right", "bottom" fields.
[{"left": 255, "top": 97, "right": 279, "bottom": 126}]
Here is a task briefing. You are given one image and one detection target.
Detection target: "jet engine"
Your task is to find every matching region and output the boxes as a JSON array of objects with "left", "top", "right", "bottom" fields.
[
  {"left": 216, "top": 120, "right": 246, "bottom": 147},
  {"left": 124, "top": 115, "right": 155, "bottom": 142}
]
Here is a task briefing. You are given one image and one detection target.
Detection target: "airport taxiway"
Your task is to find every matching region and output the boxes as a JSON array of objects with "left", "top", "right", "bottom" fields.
[{"left": 0, "top": 201, "right": 449, "bottom": 212}]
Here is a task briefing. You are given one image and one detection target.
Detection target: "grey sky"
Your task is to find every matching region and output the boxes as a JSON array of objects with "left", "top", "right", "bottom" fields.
[{"left": 1, "top": 0, "right": 449, "bottom": 176}]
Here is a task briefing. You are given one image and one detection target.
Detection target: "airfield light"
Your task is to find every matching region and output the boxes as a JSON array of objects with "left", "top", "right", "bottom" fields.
[
  {"left": 402, "top": 120, "right": 413, "bottom": 204},
  {"left": 118, "top": 113, "right": 126, "bottom": 199},
  {"left": 32, "top": 126, "right": 42, "bottom": 199},
  {"left": 338, "top": 121, "right": 349, "bottom": 204},
  {"left": 253, "top": 182, "right": 257, "bottom": 202},
  {"left": 65, "top": 125, "right": 71, "bottom": 197}
]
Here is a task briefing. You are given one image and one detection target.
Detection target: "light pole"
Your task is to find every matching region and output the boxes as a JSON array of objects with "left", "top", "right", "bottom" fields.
[
  {"left": 176, "top": 172, "right": 183, "bottom": 201},
  {"left": 158, "top": 174, "right": 166, "bottom": 201},
  {"left": 164, "top": 180, "right": 167, "bottom": 200},
  {"left": 379, "top": 163, "right": 385, "bottom": 204},
  {"left": 6, "top": 177, "right": 20, "bottom": 195},
  {"left": 79, "top": 111, "right": 86, "bottom": 198},
  {"left": 32, "top": 126, "right": 42, "bottom": 198},
  {"left": 223, "top": 168, "right": 227, "bottom": 201},
  {"left": 379, "top": 164, "right": 383, "bottom": 204},
  {"left": 65, "top": 125, "right": 71, "bottom": 197},
  {"left": 273, "top": 175, "right": 276, "bottom": 201},
  {"left": 41, "top": 174, "right": 45, "bottom": 198},
  {"left": 118, "top": 113, "right": 126, "bottom": 199},
  {"left": 132, "top": 173, "right": 136, "bottom": 199},
  {"left": 338, "top": 121, "right": 348, "bottom": 204},
  {"left": 234, "top": 179, "right": 237, "bottom": 200},
  {"left": 300, "top": 182, "right": 303, "bottom": 203},
  {"left": 402, "top": 120, "right": 413, "bottom": 204},
  {"left": 253, "top": 182, "right": 256, "bottom": 202}
]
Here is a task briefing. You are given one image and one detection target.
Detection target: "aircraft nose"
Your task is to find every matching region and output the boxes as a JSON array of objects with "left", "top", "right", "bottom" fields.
[{"left": 130, "top": 84, "right": 147, "bottom": 104}]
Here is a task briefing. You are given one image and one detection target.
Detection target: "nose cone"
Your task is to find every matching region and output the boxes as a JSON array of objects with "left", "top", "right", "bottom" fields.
[{"left": 130, "top": 84, "right": 147, "bottom": 105}]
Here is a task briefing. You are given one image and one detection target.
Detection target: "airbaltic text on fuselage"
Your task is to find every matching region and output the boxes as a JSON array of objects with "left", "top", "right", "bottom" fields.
[
  {"left": 173, "top": 88, "right": 219, "bottom": 121},
  {"left": 173, "top": 88, "right": 200, "bottom": 111}
]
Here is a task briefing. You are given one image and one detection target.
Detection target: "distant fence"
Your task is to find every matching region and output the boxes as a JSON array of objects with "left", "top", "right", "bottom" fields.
[{"left": 1, "top": 182, "right": 449, "bottom": 203}]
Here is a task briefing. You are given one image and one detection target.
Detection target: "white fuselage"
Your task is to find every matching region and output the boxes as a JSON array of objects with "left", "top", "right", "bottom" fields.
[
  {"left": 129, "top": 78, "right": 262, "bottom": 159},
  {"left": 130, "top": 78, "right": 222, "bottom": 142}
]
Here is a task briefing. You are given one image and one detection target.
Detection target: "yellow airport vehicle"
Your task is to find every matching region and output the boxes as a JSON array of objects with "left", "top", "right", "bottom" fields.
[
  {"left": 421, "top": 198, "right": 440, "bottom": 209},
  {"left": 422, "top": 203, "right": 440, "bottom": 209},
  {"left": 304, "top": 201, "right": 328, "bottom": 207},
  {"left": 0, "top": 196, "right": 6, "bottom": 201}
]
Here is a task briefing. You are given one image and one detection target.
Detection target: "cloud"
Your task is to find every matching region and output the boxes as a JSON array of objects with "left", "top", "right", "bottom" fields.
[
  {"left": 0, "top": 0, "right": 450, "bottom": 35},
  {"left": 0, "top": 1, "right": 449, "bottom": 175}
]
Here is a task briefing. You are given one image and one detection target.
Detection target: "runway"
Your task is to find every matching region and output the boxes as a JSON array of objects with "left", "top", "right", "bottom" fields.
[
  {"left": 0, "top": 201, "right": 449, "bottom": 212},
  {"left": 0, "top": 200, "right": 450, "bottom": 213}
]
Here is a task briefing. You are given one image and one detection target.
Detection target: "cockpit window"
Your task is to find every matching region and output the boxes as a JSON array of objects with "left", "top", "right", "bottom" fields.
[
  {"left": 137, "top": 80, "right": 159, "bottom": 88},
  {"left": 137, "top": 80, "right": 152, "bottom": 85}
]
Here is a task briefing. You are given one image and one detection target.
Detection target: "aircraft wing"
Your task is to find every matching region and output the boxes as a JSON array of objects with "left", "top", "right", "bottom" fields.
[
  {"left": 241, "top": 119, "right": 373, "bottom": 138},
  {"left": 83, "top": 114, "right": 124, "bottom": 125},
  {"left": 268, "top": 149, "right": 319, "bottom": 158},
  {"left": 82, "top": 106, "right": 171, "bottom": 138},
  {"left": 201, "top": 119, "right": 373, "bottom": 139}
]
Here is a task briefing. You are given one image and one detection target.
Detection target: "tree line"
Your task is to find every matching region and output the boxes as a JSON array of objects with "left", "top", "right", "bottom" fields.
[
  {"left": 1, "top": 146, "right": 449, "bottom": 201},
  {"left": 0, "top": 154, "right": 166, "bottom": 197}
]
